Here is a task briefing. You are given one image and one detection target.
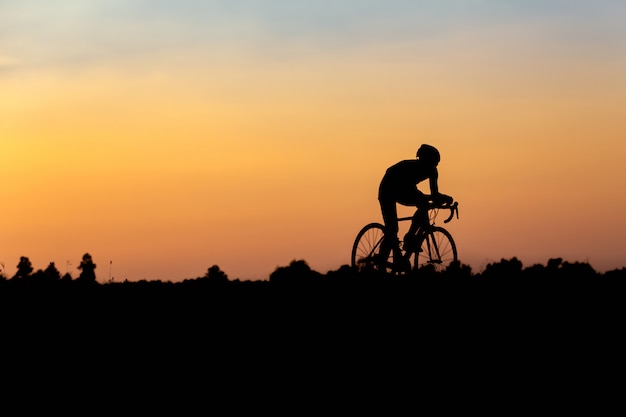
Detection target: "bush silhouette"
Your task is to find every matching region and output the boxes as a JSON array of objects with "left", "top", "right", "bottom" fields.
[{"left": 77, "top": 253, "right": 97, "bottom": 283}]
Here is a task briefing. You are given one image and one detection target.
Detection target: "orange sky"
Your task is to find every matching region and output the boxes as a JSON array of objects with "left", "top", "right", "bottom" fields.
[{"left": 2, "top": 1, "right": 626, "bottom": 281}]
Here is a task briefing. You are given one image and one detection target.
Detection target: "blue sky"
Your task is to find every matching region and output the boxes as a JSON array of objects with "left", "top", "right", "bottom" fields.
[{"left": 4, "top": 1, "right": 625, "bottom": 74}]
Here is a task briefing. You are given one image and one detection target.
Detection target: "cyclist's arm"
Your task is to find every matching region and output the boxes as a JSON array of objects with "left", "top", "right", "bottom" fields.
[
  {"left": 427, "top": 169, "right": 453, "bottom": 206},
  {"left": 431, "top": 192, "right": 454, "bottom": 206},
  {"left": 428, "top": 168, "right": 439, "bottom": 196}
]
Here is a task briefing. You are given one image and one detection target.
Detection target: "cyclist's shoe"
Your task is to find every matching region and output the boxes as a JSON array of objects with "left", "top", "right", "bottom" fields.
[
  {"left": 394, "top": 257, "right": 412, "bottom": 274},
  {"left": 370, "top": 253, "right": 389, "bottom": 269},
  {"left": 403, "top": 233, "right": 419, "bottom": 253}
]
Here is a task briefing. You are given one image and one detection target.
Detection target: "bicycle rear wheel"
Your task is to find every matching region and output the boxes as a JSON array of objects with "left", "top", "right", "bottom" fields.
[
  {"left": 351, "top": 222, "right": 388, "bottom": 272},
  {"left": 415, "top": 226, "right": 457, "bottom": 273}
]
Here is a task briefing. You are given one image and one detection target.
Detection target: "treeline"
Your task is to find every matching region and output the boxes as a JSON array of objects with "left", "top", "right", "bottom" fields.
[
  {"left": 1, "top": 252, "right": 98, "bottom": 284},
  {"left": 3, "top": 254, "right": 625, "bottom": 364},
  {"left": 2, "top": 253, "right": 622, "bottom": 406},
  {"left": 2, "top": 253, "right": 626, "bottom": 288}
]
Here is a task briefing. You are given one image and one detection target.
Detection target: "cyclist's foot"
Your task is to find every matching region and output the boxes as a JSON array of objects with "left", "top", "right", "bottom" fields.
[
  {"left": 371, "top": 253, "right": 389, "bottom": 269},
  {"left": 393, "top": 257, "right": 412, "bottom": 274},
  {"left": 403, "top": 233, "right": 419, "bottom": 252}
]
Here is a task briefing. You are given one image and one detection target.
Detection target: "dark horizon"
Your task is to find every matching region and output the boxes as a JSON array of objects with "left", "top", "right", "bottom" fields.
[{"left": 2, "top": 254, "right": 625, "bottom": 285}]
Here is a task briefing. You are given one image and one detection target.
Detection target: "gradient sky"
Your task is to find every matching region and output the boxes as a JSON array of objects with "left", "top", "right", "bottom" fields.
[{"left": 2, "top": 0, "right": 626, "bottom": 282}]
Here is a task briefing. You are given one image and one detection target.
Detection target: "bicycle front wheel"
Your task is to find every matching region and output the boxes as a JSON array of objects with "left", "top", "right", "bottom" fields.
[
  {"left": 351, "top": 222, "right": 386, "bottom": 271},
  {"left": 415, "top": 226, "right": 457, "bottom": 273}
]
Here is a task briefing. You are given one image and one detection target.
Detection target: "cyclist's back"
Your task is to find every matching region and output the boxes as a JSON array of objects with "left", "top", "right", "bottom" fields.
[{"left": 379, "top": 159, "right": 435, "bottom": 206}]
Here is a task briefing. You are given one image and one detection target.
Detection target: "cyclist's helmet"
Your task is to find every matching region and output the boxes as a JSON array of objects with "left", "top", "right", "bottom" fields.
[{"left": 417, "top": 144, "right": 440, "bottom": 165}]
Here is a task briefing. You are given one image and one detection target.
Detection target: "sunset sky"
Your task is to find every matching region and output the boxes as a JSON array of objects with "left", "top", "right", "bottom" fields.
[{"left": 2, "top": 1, "right": 626, "bottom": 282}]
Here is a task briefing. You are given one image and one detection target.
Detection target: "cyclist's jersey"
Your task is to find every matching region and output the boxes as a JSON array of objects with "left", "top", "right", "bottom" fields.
[{"left": 378, "top": 159, "right": 438, "bottom": 204}]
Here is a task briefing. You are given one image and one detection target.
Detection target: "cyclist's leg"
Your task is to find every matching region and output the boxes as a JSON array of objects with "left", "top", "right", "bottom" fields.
[
  {"left": 400, "top": 192, "right": 429, "bottom": 249},
  {"left": 378, "top": 198, "right": 399, "bottom": 264},
  {"left": 409, "top": 207, "right": 428, "bottom": 234}
]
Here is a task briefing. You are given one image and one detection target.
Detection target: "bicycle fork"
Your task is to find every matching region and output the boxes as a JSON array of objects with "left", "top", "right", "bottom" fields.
[{"left": 420, "top": 230, "right": 443, "bottom": 265}]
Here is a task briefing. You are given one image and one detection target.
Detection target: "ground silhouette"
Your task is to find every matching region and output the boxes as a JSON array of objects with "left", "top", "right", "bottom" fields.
[
  {"left": 2, "top": 255, "right": 623, "bottom": 410},
  {"left": 2, "top": 256, "right": 625, "bottom": 328}
]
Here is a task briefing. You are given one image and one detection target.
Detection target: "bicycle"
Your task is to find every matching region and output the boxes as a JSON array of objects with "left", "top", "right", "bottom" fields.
[{"left": 351, "top": 200, "right": 459, "bottom": 275}]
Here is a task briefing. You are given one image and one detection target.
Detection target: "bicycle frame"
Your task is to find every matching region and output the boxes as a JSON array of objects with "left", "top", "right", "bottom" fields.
[
  {"left": 399, "top": 203, "right": 457, "bottom": 264},
  {"left": 397, "top": 201, "right": 459, "bottom": 226},
  {"left": 351, "top": 202, "right": 459, "bottom": 275}
]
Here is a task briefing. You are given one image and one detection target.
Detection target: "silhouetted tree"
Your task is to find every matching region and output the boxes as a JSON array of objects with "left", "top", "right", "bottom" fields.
[
  {"left": 479, "top": 257, "right": 523, "bottom": 280},
  {"left": 43, "top": 262, "right": 61, "bottom": 282},
  {"left": 441, "top": 260, "right": 473, "bottom": 279},
  {"left": 546, "top": 257, "right": 563, "bottom": 270},
  {"left": 204, "top": 265, "right": 229, "bottom": 283},
  {"left": 77, "top": 253, "right": 97, "bottom": 282},
  {"left": 269, "top": 259, "right": 322, "bottom": 285},
  {"left": 603, "top": 267, "right": 626, "bottom": 280},
  {"left": 559, "top": 261, "right": 596, "bottom": 279},
  {"left": 12, "top": 256, "right": 33, "bottom": 280}
]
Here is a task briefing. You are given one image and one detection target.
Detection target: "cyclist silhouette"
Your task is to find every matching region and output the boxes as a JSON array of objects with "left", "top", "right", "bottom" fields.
[{"left": 377, "top": 144, "right": 453, "bottom": 267}]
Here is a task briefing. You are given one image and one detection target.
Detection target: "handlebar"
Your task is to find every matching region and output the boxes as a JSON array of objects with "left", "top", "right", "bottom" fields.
[
  {"left": 441, "top": 201, "right": 459, "bottom": 223},
  {"left": 397, "top": 200, "right": 459, "bottom": 224}
]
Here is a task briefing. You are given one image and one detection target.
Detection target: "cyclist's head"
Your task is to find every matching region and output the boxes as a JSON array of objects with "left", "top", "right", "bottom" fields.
[{"left": 417, "top": 144, "right": 440, "bottom": 166}]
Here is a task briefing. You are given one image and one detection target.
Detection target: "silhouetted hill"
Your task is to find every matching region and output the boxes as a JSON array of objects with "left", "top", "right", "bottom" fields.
[
  {"left": 3, "top": 257, "right": 625, "bottom": 332},
  {"left": 2, "top": 256, "right": 624, "bottom": 408},
  {"left": 2, "top": 257, "right": 626, "bottom": 308}
]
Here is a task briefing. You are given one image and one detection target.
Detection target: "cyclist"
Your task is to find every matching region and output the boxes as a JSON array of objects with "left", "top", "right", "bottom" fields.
[{"left": 377, "top": 144, "right": 453, "bottom": 268}]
